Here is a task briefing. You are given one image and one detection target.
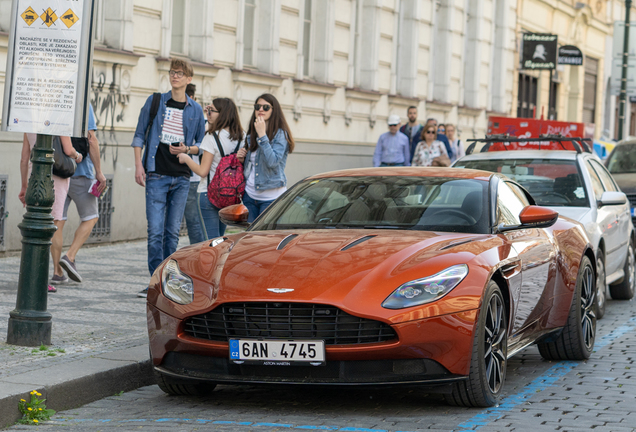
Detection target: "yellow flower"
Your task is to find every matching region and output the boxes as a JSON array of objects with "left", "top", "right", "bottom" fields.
[
  {"left": 33, "top": 419, "right": 38, "bottom": 423},
  {"left": 30, "top": 391, "right": 36, "bottom": 395},
  {"left": 27, "top": 407, "right": 32, "bottom": 411},
  {"left": 38, "top": 408, "right": 42, "bottom": 411},
  {"left": 35, "top": 392, "right": 42, "bottom": 396},
  {"left": 20, "top": 399, "right": 25, "bottom": 402}
]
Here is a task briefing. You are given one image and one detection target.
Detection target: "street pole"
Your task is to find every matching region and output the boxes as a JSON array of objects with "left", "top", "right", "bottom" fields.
[
  {"left": 6, "top": 135, "right": 56, "bottom": 346},
  {"left": 619, "top": 0, "right": 632, "bottom": 141}
]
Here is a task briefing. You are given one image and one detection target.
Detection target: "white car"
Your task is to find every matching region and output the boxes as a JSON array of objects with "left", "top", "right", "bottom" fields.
[{"left": 455, "top": 147, "right": 635, "bottom": 318}]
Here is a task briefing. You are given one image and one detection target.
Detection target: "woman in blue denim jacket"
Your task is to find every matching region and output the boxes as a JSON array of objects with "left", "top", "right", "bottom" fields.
[{"left": 237, "top": 93, "right": 295, "bottom": 222}]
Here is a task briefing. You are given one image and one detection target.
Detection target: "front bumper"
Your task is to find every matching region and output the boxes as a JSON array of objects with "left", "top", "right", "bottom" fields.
[{"left": 147, "top": 303, "right": 478, "bottom": 383}]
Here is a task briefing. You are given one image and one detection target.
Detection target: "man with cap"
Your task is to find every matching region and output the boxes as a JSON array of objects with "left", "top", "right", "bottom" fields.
[{"left": 373, "top": 114, "right": 411, "bottom": 167}]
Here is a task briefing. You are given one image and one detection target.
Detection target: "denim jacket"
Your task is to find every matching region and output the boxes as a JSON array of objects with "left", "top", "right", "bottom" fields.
[
  {"left": 244, "top": 129, "right": 289, "bottom": 191},
  {"left": 131, "top": 91, "right": 206, "bottom": 173}
]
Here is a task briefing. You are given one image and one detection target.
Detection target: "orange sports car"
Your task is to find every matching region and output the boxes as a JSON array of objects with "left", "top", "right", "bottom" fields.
[{"left": 147, "top": 167, "right": 596, "bottom": 407}]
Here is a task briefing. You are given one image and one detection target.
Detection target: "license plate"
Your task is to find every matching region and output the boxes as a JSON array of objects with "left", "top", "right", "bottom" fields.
[
  {"left": 631, "top": 207, "right": 636, "bottom": 217},
  {"left": 229, "top": 339, "right": 325, "bottom": 366}
]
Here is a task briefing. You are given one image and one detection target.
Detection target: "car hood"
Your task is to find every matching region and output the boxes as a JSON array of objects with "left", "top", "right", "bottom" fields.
[
  {"left": 548, "top": 206, "right": 591, "bottom": 223},
  {"left": 611, "top": 173, "right": 636, "bottom": 195},
  {"left": 171, "top": 230, "right": 500, "bottom": 321}
]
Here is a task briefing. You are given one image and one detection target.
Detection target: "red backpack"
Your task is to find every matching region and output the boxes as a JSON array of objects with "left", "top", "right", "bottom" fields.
[{"left": 207, "top": 132, "right": 246, "bottom": 209}]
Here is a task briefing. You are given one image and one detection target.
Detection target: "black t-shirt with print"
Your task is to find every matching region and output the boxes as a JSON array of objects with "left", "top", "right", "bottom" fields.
[{"left": 154, "top": 99, "right": 191, "bottom": 178}]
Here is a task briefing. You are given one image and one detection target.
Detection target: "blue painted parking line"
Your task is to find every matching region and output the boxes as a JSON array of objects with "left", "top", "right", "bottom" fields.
[{"left": 456, "top": 316, "right": 636, "bottom": 431}]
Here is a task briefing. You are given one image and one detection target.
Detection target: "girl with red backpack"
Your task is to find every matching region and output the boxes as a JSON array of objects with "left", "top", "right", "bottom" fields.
[
  {"left": 177, "top": 98, "right": 244, "bottom": 239},
  {"left": 237, "top": 93, "right": 295, "bottom": 222}
]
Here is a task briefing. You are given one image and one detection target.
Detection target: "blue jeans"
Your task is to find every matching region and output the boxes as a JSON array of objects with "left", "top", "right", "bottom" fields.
[
  {"left": 184, "top": 181, "right": 205, "bottom": 245},
  {"left": 198, "top": 192, "right": 226, "bottom": 239},
  {"left": 145, "top": 173, "right": 190, "bottom": 275},
  {"left": 243, "top": 193, "right": 275, "bottom": 223}
]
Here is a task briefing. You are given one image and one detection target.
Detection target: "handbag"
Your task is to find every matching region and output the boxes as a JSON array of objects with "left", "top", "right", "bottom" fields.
[{"left": 52, "top": 136, "right": 76, "bottom": 178}]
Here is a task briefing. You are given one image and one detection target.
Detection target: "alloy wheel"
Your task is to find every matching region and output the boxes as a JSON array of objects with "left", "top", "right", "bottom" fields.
[
  {"left": 596, "top": 258, "right": 606, "bottom": 315},
  {"left": 484, "top": 293, "right": 506, "bottom": 394},
  {"left": 580, "top": 265, "right": 595, "bottom": 350}
]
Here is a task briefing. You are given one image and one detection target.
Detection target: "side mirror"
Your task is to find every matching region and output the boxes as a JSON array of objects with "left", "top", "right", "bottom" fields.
[
  {"left": 598, "top": 191, "right": 627, "bottom": 207},
  {"left": 219, "top": 203, "right": 250, "bottom": 227},
  {"left": 497, "top": 205, "right": 558, "bottom": 233}
]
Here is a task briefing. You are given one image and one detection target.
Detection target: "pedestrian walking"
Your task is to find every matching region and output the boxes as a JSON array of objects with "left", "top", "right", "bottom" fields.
[
  {"left": 177, "top": 97, "right": 245, "bottom": 239},
  {"left": 399, "top": 106, "right": 423, "bottom": 163},
  {"left": 181, "top": 83, "right": 205, "bottom": 245},
  {"left": 426, "top": 117, "right": 453, "bottom": 160},
  {"left": 19, "top": 133, "right": 82, "bottom": 293},
  {"left": 446, "top": 123, "right": 465, "bottom": 163},
  {"left": 132, "top": 58, "right": 206, "bottom": 298},
  {"left": 55, "top": 105, "right": 107, "bottom": 285},
  {"left": 236, "top": 93, "right": 294, "bottom": 223},
  {"left": 373, "top": 114, "right": 411, "bottom": 168},
  {"left": 412, "top": 122, "right": 450, "bottom": 167}
]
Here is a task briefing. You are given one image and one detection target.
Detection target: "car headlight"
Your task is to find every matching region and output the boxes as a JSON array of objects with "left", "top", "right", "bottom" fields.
[
  {"left": 162, "top": 260, "right": 194, "bottom": 305},
  {"left": 382, "top": 264, "right": 469, "bottom": 309}
]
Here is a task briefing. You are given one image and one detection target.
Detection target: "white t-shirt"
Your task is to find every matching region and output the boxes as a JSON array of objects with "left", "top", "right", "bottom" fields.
[
  {"left": 245, "top": 152, "right": 287, "bottom": 201},
  {"left": 197, "top": 129, "right": 244, "bottom": 194}
]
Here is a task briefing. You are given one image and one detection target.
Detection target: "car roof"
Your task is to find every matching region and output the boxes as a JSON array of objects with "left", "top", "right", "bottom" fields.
[
  {"left": 458, "top": 150, "right": 580, "bottom": 161},
  {"left": 307, "top": 167, "right": 493, "bottom": 182}
]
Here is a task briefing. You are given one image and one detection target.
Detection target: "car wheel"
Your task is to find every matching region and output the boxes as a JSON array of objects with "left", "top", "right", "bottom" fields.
[
  {"left": 156, "top": 372, "right": 217, "bottom": 396},
  {"left": 446, "top": 281, "right": 507, "bottom": 407},
  {"left": 595, "top": 256, "right": 606, "bottom": 319},
  {"left": 609, "top": 243, "right": 636, "bottom": 300},
  {"left": 538, "top": 255, "right": 595, "bottom": 360}
]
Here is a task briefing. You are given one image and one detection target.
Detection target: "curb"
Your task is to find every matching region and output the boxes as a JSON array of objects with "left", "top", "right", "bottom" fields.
[{"left": 0, "top": 345, "right": 156, "bottom": 428}]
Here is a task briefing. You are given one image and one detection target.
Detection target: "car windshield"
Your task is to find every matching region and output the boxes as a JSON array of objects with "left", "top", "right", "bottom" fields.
[
  {"left": 250, "top": 176, "right": 491, "bottom": 234},
  {"left": 607, "top": 144, "right": 636, "bottom": 174},
  {"left": 455, "top": 158, "right": 589, "bottom": 207}
]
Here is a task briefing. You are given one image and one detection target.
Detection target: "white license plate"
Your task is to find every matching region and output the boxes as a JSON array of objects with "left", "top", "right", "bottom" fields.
[{"left": 229, "top": 339, "right": 325, "bottom": 365}]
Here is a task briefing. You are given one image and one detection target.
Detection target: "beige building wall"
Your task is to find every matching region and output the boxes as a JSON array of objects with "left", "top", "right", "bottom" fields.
[{"left": 1, "top": 0, "right": 518, "bottom": 251}]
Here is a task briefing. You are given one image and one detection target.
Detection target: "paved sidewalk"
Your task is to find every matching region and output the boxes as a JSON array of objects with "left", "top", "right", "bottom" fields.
[{"left": 0, "top": 238, "right": 173, "bottom": 428}]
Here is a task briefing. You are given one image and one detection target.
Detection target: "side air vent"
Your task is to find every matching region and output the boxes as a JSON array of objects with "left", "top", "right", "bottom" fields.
[
  {"left": 341, "top": 235, "right": 376, "bottom": 251},
  {"left": 277, "top": 234, "right": 298, "bottom": 250}
]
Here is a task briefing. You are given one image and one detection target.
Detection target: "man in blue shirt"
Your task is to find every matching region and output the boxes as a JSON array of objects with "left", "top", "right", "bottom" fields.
[
  {"left": 373, "top": 115, "right": 411, "bottom": 167},
  {"left": 53, "top": 104, "right": 107, "bottom": 285},
  {"left": 132, "top": 58, "right": 206, "bottom": 298}
]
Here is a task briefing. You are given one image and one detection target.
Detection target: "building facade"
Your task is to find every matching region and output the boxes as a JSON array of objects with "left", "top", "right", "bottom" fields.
[{"left": 0, "top": 0, "right": 611, "bottom": 252}]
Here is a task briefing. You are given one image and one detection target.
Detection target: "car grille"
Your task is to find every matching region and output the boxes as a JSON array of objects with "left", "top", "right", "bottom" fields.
[
  {"left": 626, "top": 193, "right": 636, "bottom": 207},
  {"left": 183, "top": 302, "right": 397, "bottom": 345}
]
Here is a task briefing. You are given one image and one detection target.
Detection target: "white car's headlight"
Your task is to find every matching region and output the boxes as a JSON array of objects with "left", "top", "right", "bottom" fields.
[
  {"left": 382, "top": 264, "right": 469, "bottom": 309},
  {"left": 162, "top": 260, "right": 194, "bottom": 305}
]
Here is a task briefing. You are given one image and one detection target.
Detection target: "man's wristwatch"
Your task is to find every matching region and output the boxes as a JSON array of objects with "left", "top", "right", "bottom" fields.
[{"left": 186, "top": 146, "right": 190, "bottom": 154}]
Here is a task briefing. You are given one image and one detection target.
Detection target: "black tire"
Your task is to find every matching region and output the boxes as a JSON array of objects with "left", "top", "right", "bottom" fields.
[
  {"left": 538, "top": 255, "right": 595, "bottom": 360},
  {"left": 595, "top": 255, "right": 606, "bottom": 319},
  {"left": 446, "top": 281, "right": 507, "bottom": 407},
  {"left": 609, "top": 243, "right": 635, "bottom": 300},
  {"left": 156, "top": 372, "right": 217, "bottom": 396}
]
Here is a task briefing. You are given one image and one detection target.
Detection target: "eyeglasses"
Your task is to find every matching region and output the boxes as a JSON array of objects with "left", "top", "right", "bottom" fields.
[
  {"left": 254, "top": 104, "right": 272, "bottom": 112},
  {"left": 169, "top": 70, "right": 186, "bottom": 78},
  {"left": 425, "top": 130, "right": 436, "bottom": 134},
  {"left": 205, "top": 108, "right": 219, "bottom": 114}
]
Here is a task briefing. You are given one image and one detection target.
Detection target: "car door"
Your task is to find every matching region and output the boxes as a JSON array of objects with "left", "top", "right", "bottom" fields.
[
  {"left": 590, "top": 159, "right": 630, "bottom": 272},
  {"left": 584, "top": 159, "right": 622, "bottom": 275},
  {"left": 497, "top": 180, "right": 556, "bottom": 338}
]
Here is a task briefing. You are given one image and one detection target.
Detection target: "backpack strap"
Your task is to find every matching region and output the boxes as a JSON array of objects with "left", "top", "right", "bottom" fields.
[
  {"left": 208, "top": 131, "right": 224, "bottom": 186},
  {"left": 142, "top": 92, "right": 162, "bottom": 170}
]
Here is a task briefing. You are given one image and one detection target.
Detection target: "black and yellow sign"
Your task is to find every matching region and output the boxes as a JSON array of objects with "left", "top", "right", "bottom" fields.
[
  {"left": 40, "top": 7, "right": 57, "bottom": 27},
  {"left": 60, "top": 9, "right": 78, "bottom": 29},
  {"left": 21, "top": 6, "right": 38, "bottom": 26}
]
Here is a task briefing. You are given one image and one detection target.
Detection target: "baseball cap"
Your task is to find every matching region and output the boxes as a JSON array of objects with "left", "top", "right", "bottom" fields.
[{"left": 388, "top": 114, "right": 401, "bottom": 125}]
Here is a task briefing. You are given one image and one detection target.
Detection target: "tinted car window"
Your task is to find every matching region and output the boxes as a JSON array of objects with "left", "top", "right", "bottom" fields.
[
  {"left": 251, "top": 176, "right": 491, "bottom": 234},
  {"left": 584, "top": 161, "right": 605, "bottom": 199},
  {"left": 457, "top": 158, "right": 588, "bottom": 207},
  {"left": 607, "top": 144, "right": 636, "bottom": 174},
  {"left": 590, "top": 159, "right": 618, "bottom": 192}
]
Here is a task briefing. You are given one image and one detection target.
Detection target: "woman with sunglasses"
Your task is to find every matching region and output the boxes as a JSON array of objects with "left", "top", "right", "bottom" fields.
[
  {"left": 177, "top": 98, "right": 244, "bottom": 239},
  {"left": 412, "top": 121, "right": 450, "bottom": 167},
  {"left": 237, "top": 93, "right": 295, "bottom": 222}
]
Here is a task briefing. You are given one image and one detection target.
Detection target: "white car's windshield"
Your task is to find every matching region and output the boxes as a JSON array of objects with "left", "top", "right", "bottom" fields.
[
  {"left": 250, "top": 176, "right": 491, "bottom": 234},
  {"left": 456, "top": 158, "right": 589, "bottom": 207}
]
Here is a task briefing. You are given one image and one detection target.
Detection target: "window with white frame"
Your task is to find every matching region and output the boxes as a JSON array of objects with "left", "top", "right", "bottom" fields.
[
  {"left": 171, "top": 0, "right": 187, "bottom": 54},
  {"left": 243, "top": 0, "right": 257, "bottom": 67},
  {"left": 302, "top": 0, "right": 313, "bottom": 77}
]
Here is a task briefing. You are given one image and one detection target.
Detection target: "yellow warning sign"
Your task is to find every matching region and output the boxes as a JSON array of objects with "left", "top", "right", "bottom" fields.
[
  {"left": 21, "top": 6, "right": 38, "bottom": 26},
  {"left": 40, "top": 7, "right": 57, "bottom": 27},
  {"left": 60, "top": 9, "right": 78, "bottom": 29}
]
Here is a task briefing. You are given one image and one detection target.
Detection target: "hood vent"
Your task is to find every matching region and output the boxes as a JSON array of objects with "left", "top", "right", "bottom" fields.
[
  {"left": 341, "top": 235, "right": 376, "bottom": 251},
  {"left": 439, "top": 238, "right": 476, "bottom": 251},
  {"left": 277, "top": 234, "right": 299, "bottom": 250}
]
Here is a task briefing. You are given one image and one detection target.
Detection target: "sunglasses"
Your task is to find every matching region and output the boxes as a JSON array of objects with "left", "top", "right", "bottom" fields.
[
  {"left": 438, "top": 128, "right": 445, "bottom": 132},
  {"left": 254, "top": 104, "right": 272, "bottom": 112},
  {"left": 425, "top": 130, "right": 436, "bottom": 134}
]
